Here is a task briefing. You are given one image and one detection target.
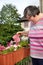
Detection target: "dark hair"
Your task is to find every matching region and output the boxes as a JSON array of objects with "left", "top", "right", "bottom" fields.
[{"left": 24, "top": 6, "right": 40, "bottom": 17}]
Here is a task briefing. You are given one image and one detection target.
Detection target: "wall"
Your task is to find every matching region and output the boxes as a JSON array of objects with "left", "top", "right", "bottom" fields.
[{"left": 40, "top": 0, "right": 43, "bottom": 12}]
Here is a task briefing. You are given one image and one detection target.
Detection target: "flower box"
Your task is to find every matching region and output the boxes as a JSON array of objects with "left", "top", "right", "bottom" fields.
[{"left": 0, "top": 47, "right": 30, "bottom": 65}]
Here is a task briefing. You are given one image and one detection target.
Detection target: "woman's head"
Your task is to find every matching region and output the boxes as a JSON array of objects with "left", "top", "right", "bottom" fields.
[{"left": 24, "top": 6, "right": 40, "bottom": 22}]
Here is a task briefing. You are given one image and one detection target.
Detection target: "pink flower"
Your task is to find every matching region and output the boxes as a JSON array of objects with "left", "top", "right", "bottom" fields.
[{"left": 0, "top": 45, "right": 5, "bottom": 51}]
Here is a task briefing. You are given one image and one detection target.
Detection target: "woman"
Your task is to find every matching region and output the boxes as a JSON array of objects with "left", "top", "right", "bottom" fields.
[{"left": 17, "top": 6, "right": 43, "bottom": 65}]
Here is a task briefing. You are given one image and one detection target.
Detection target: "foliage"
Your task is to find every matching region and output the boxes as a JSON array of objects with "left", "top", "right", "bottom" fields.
[
  {"left": 0, "top": 45, "right": 22, "bottom": 54},
  {"left": 0, "top": 46, "right": 14, "bottom": 54},
  {"left": 0, "top": 4, "right": 20, "bottom": 24},
  {"left": 19, "top": 40, "right": 29, "bottom": 47},
  {"left": 0, "top": 4, "right": 24, "bottom": 46},
  {"left": 16, "top": 56, "right": 31, "bottom": 65},
  {"left": 0, "top": 24, "right": 23, "bottom": 46}
]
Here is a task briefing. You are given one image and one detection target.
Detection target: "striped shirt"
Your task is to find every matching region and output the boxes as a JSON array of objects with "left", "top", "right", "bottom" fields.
[{"left": 29, "top": 18, "right": 43, "bottom": 59}]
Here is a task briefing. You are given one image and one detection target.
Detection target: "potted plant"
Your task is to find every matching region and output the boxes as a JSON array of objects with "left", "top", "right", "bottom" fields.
[{"left": 0, "top": 34, "right": 30, "bottom": 65}]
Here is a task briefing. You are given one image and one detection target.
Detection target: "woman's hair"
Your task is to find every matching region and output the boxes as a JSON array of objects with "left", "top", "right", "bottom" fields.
[{"left": 24, "top": 6, "right": 40, "bottom": 17}]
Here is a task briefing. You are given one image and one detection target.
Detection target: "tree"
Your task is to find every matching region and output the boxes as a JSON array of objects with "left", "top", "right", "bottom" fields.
[
  {"left": 0, "top": 4, "right": 20, "bottom": 24},
  {"left": 0, "top": 4, "right": 23, "bottom": 46}
]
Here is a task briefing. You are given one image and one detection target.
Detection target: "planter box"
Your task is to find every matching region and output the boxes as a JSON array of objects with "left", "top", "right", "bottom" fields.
[
  {"left": 13, "top": 47, "right": 30, "bottom": 64},
  {"left": 0, "top": 47, "right": 30, "bottom": 65}
]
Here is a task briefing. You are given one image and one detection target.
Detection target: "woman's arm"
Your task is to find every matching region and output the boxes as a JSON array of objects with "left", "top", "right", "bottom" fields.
[{"left": 17, "top": 31, "right": 29, "bottom": 36}]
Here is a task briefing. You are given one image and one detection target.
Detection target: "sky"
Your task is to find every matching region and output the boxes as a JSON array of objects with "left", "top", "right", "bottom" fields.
[{"left": 0, "top": 0, "right": 40, "bottom": 16}]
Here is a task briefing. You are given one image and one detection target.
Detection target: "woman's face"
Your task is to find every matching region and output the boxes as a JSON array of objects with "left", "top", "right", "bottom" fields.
[{"left": 26, "top": 15, "right": 36, "bottom": 23}]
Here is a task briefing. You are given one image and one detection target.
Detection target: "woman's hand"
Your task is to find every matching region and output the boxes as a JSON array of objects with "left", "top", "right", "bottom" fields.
[
  {"left": 17, "top": 31, "right": 29, "bottom": 37},
  {"left": 17, "top": 31, "right": 24, "bottom": 35}
]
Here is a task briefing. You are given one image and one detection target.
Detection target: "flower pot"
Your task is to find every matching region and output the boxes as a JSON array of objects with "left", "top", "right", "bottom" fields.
[
  {"left": 0, "top": 47, "right": 30, "bottom": 65},
  {"left": 0, "top": 52, "right": 14, "bottom": 65}
]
